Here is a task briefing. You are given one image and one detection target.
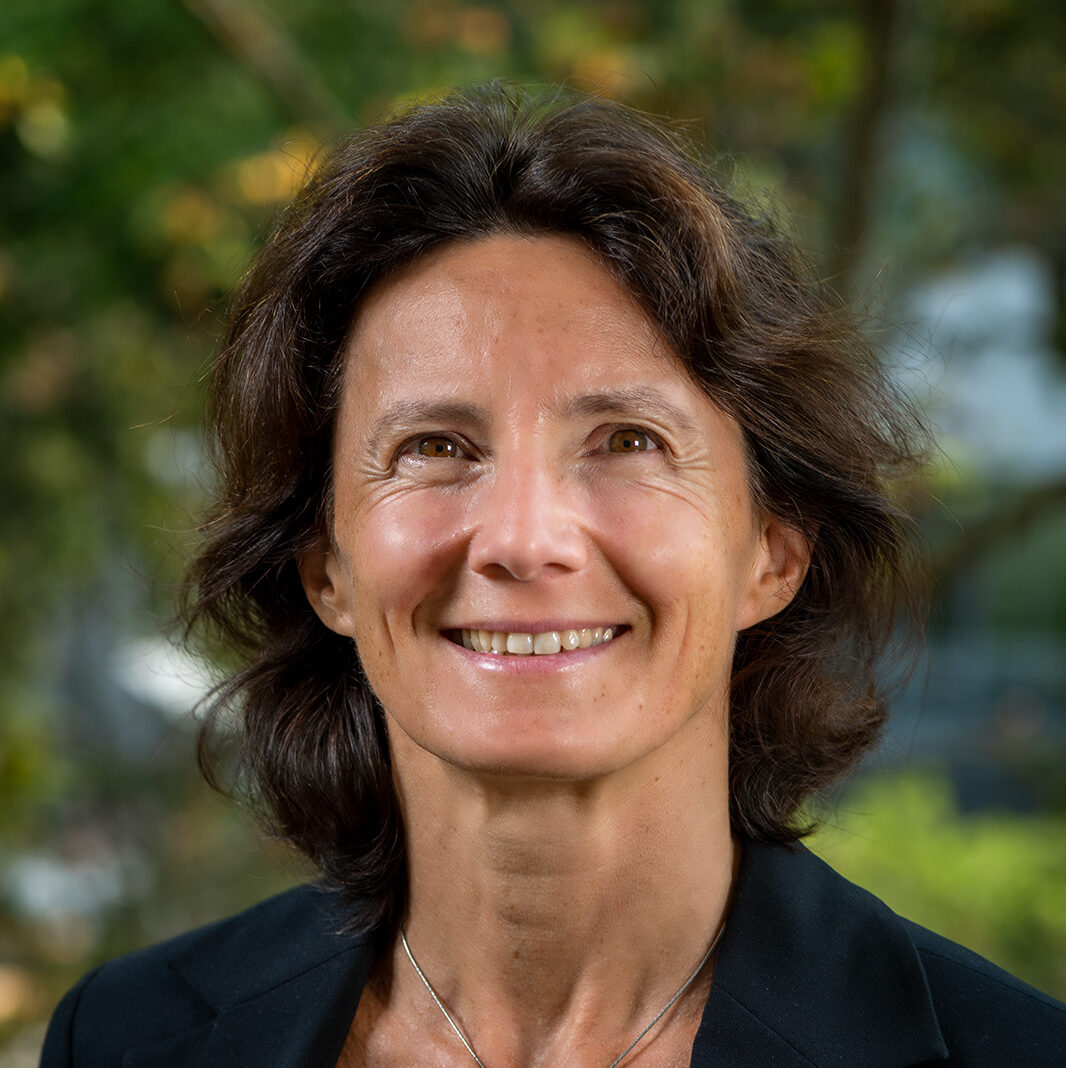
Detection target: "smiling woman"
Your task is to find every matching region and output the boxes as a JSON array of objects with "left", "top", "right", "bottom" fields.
[
  {"left": 41, "top": 84, "right": 1066, "bottom": 1066},
  {"left": 299, "top": 234, "right": 806, "bottom": 787}
]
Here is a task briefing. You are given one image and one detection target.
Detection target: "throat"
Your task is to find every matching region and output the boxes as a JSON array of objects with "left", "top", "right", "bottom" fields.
[{"left": 396, "top": 919, "right": 725, "bottom": 1068}]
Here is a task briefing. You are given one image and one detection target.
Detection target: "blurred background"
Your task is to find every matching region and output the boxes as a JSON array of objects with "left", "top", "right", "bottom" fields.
[{"left": 1, "top": 0, "right": 1064, "bottom": 1059}]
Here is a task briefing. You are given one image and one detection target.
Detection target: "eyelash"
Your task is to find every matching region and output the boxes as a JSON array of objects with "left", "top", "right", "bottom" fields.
[
  {"left": 396, "top": 425, "right": 663, "bottom": 465},
  {"left": 398, "top": 434, "right": 476, "bottom": 463},
  {"left": 601, "top": 426, "right": 661, "bottom": 454}
]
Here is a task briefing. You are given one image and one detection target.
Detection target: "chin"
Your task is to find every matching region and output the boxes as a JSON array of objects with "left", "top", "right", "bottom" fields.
[
  {"left": 453, "top": 742, "right": 627, "bottom": 783},
  {"left": 389, "top": 704, "right": 670, "bottom": 786}
]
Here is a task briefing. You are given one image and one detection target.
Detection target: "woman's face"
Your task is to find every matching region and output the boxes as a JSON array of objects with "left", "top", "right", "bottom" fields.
[{"left": 301, "top": 234, "right": 806, "bottom": 782}]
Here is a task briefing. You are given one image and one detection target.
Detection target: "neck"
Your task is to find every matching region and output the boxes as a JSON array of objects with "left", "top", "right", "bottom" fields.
[{"left": 386, "top": 718, "right": 736, "bottom": 1066}]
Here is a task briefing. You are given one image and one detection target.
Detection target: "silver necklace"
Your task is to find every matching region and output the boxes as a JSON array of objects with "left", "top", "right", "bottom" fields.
[{"left": 400, "top": 922, "right": 726, "bottom": 1068}]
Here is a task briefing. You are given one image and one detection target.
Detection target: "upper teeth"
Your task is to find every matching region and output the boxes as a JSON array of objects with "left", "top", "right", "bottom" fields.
[{"left": 456, "top": 627, "right": 616, "bottom": 655}]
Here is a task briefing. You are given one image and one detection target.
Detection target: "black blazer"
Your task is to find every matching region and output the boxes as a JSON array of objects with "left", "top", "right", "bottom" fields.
[{"left": 41, "top": 841, "right": 1066, "bottom": 1066}]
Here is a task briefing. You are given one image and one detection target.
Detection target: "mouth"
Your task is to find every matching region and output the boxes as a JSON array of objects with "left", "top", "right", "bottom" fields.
[{"left": 445, "top": 626, "right": 627, "bottom": 656}]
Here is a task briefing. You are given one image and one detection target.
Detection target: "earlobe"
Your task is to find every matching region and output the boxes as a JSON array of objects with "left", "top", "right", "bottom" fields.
[
  {"left": 297, "top": 535, "right": 356, "bottom": 637},
  {"left": 737, "top": 517, "right": 812, "bottom": 631}
]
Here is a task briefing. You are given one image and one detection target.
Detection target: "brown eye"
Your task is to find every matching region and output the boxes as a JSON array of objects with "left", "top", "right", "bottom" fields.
[
  {"left": 607, "top": 428, "right": 654, "bottom": 453},
  {"left": 416, "top": 436, "right": 463, "bottom": 458}
]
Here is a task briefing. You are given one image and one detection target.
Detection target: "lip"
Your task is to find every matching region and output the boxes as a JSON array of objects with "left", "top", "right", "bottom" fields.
[{"left": 443, "top": 621, "right": 627, "bottom": 634}]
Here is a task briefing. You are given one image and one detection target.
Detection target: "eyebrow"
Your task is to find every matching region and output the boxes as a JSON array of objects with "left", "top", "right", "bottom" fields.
[
  {"left": 562, "top": 386, "right": 703, "bottom": 435},
  {"left": 363, "top": 386, "right": 702, "bottom": 453},
  {"left": 365, "top": 400, "right": 487, "bottom": 453}
]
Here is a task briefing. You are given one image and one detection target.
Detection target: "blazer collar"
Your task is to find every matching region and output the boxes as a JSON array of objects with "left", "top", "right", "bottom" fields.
[
  {"left": 122, "top": 885, "right": 372, "bottom": 1067},
  {"left": 693, "top": 841, "right": 949, "bottom": 1066},
  {"left": 120, "top": 844, "right": 949, "bottom": 1067}
]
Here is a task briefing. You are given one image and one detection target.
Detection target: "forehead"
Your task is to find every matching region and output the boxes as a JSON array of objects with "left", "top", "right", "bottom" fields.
[{"left": 341, "top": 233, "right": 691, "bottom": 407}]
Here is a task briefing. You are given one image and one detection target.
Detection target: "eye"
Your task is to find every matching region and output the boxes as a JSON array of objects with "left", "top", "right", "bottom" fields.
[
  {"left": 413, "top": 435, "right": 465, "bottom": 459},
  {"left": 606, "top": 428, "right": 658, "bottom": 453}
]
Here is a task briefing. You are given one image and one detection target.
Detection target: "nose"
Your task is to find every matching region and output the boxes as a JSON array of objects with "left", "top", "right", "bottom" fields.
[{"left": 466, "top": 452, "right": 588, "bottom": 581}]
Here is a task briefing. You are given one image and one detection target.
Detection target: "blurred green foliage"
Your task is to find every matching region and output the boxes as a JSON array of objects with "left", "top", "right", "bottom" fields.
[
  {"left": 2, "top": 0, "right": 1065, "bottom": 1056},
  {"left": 3, "top": 0, "right": 1064, "bottom": 730},
  {"left": 811, "top": 771, "right": 1066, "bottom": 1001}
]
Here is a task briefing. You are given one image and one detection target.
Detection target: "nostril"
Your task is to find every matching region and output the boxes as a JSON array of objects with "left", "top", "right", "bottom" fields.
[
  {"left": 465, "top": 469, "right": 589, "bottom": 580},
  {"left": 466, "top": 528, "right": 589, "bottom": 581}
]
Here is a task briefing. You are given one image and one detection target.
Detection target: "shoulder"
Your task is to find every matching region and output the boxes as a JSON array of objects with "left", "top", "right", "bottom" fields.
[
  {"left": 905, "top": 919, "right": 1066, "bottom": 1063},
  {"left": 40, "top": 884, "right": 374, "bottom": 1067},
  {"left": 706, "top": 841, "right": 1066, "bottom": 1066}
]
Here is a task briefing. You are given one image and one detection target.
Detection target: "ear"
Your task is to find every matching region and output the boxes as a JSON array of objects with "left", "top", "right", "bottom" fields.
[
  {"left": 297, "top": 534, "right": 356, "bottom": 637},
  {"left": 736, "top": 516, "right": 812, "bottom": 631}
]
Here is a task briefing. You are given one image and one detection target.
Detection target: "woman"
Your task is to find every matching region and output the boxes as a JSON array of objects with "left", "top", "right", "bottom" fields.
[{"left": 43, "top": 84, "right": 1066, "bottom": 1066}]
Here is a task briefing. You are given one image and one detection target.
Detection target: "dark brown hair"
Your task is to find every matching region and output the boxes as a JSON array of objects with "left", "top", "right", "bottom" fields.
[{"left": 186, "top": 83, "right": 928, "bottom": 934}]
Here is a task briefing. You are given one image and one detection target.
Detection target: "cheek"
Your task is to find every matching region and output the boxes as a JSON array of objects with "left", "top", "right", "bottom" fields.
[
  {"left": 343, "top": 492, "right": 466, "bottom": 639},
  {"left": 595, "top": 485, "right": 755, "bottom": 616}
]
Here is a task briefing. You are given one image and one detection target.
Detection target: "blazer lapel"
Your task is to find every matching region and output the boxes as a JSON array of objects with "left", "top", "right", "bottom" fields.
[
  {"left": 122, "top": 886, "right": 374, "bottom": 1067},
  {"left": 121, "top": 948, "right": 368, "bottom": 1067},
  {"left": 115, "top": 846, "right": 952, "bottom": 1066},
  {"left": 691, "top": 841, "right": 949, "bottom": 1067}
]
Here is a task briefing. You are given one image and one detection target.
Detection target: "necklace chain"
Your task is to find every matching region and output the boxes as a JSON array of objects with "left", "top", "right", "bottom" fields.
[{"left": 400, "top": 922, "right": 725, "bottom": 1068}]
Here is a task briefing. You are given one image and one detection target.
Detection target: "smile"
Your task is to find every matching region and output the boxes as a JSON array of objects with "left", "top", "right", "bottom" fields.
[{"left": 447, "top": 627, "right": 622, "bottom": 655}]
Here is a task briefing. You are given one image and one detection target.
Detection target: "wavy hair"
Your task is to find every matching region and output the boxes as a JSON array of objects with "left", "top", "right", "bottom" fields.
[{"left": 185, "top": 83, "right": 928, "bottom": 933}]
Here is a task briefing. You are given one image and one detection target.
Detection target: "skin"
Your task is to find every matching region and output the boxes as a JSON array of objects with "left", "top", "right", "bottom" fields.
[{"left": 300, "top": 234, "right": 809, "bottom": 1066}]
